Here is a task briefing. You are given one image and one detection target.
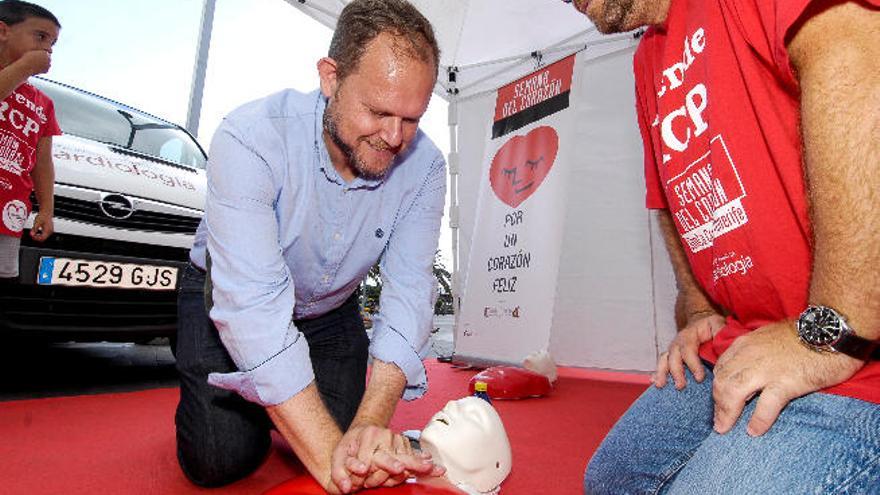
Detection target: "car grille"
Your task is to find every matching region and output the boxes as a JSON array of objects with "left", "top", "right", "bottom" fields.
[
  {"left": 35, "top": 195, "right": 200, "bottom": 235},
  {"left": 0, "top": 283, "right": 178, "bottom": 334},
  {"left": 20, "top": 231, "right": 191, "bottom": 261}
]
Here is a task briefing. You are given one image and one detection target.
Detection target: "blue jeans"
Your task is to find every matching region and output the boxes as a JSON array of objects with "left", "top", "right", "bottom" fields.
[
  {"left": 174, "top": 264, "right": 369, "bottom": 487},
  {"left": 584, "top": 366, "right": 880, "bottom": 494}
]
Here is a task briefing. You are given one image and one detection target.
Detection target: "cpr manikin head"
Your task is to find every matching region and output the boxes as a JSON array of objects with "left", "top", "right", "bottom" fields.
[{"left": 420, "top": 396, "right": 512, "bottom": 494}]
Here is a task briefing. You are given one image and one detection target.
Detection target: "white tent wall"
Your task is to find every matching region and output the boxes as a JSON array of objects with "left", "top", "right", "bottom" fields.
[{"left": 548, "top": 47, "right": 677, "bottom": 371}]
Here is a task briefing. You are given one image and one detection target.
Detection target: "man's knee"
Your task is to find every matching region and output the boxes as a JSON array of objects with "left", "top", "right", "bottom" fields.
[
  {"left": 176, "top": 431, "right": 270, "bottom": 487},
  {"left": 175, "top": 384, "right": 272, "bottom": 487}
]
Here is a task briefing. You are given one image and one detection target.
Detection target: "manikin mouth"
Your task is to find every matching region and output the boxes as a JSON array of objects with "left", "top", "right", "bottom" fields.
[{"left": 431, "top": 411, "right": 452, "bottom": 426}]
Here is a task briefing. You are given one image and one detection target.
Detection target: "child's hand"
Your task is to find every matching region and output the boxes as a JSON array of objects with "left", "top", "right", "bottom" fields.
[
  {"left": 18, "top": 50, "right": 52, "bottom": 76},
  {"left": 30, "top": 213, "right": 53, "bottom": 242}
]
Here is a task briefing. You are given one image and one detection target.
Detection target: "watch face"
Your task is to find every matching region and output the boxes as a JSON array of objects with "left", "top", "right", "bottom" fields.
[{"left": 799, "top": 306, "right": 843, "bottom": 347}]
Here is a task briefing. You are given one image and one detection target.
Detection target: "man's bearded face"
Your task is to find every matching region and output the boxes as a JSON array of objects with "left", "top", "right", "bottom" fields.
[{"left": 574, "top": 0, "right": 641, "bottom": 34}]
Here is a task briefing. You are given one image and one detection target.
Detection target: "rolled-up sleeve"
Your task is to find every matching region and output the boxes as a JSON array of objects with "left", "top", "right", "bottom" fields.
[
  {"left": 204, "top": 120, "right": 313, "bottom": 406},
  {"left": 370, "top": 153, "right": 446, "bottom": 401}
]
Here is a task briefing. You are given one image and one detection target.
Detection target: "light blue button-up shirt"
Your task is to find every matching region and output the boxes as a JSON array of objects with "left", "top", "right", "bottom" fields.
[{"left": 189, "top": 89, "right": 446, "bottom": 407}]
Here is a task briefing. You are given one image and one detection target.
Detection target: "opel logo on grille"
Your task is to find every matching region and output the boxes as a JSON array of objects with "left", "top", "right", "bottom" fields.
[{"left": 99, "top": 194, "right": 135, "bottom": 220}]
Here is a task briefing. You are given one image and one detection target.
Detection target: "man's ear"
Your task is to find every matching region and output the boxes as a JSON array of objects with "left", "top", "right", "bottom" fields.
[
  {"left": 317, "top": 57, "right": 339, "bottom": 99},
  {"left": 0, "top": 21, "right": 10, "bottom": 43}
]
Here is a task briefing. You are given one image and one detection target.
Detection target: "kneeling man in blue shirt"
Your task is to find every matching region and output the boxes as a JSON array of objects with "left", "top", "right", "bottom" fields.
[{"left": 175, "top": 1, "right": 446, "bottom": 492}]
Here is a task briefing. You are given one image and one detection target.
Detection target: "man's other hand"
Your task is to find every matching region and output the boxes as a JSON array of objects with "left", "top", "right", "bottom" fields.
[
  {"left": 712, "top": 320, "right": 863, "bottom": 437},
  {"left": 654, "top": 311, "right": 725, "bottom": 389},
  {"left": 331, "top": 424, "right": 443, "bottom": 492}
]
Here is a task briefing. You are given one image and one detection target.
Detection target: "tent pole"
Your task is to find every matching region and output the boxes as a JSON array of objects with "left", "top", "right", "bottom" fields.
[
  {"left": 447, "top": 97, "right": 460, "bottom": 358},
  {"left": 185, "top": 0, "right": 217, "bottom": 138}
]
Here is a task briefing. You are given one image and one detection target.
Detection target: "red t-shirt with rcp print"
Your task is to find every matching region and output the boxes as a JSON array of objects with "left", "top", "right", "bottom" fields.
[
  {"left": 0, "top": 81, "right": 61, "bottom": 238},
  {"left": 633, "top": 0, "right": 880, "bottom": 403}
]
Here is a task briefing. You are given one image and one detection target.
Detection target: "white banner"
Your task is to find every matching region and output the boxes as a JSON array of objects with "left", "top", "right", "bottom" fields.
[{"left": 455, "top": 55, "right": 577, "bottom": 366}]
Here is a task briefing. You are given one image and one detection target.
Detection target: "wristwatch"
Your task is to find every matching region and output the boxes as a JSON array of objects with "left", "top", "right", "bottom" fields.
[{"left": 797, "top": 305, "right": 880, "bottom": 360}]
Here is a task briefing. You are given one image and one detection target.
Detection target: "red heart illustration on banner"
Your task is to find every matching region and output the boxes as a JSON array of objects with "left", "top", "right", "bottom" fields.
[{"left": 489, "top": 126, "right": 558, "bottom": 208}]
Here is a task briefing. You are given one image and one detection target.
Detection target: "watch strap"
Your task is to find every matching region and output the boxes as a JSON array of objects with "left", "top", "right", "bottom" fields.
[{"left": 832, "top": 333, "right": 880, "bottom": 361}]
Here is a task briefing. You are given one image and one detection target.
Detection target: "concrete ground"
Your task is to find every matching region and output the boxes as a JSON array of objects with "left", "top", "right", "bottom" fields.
[
  {"left": 0, "top": 315, "right": 455, "bottom": 401},
  {"left": 430, "top": 314, "right": 455, "bottom": 358}
]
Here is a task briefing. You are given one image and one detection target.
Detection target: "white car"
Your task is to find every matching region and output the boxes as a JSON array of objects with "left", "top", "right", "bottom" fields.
[{"left": 1, "top": 77, "right": 206, "bottom": 342}]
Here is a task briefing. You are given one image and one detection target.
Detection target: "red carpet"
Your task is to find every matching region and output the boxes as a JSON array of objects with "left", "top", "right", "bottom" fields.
[{"left": 0, "top": 361, "right": 648, "bottom": 495}]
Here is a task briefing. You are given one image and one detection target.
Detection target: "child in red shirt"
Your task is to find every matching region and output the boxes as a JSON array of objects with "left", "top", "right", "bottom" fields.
[{"left": 0, "top": 0, "right": 61, "bottom": 278}]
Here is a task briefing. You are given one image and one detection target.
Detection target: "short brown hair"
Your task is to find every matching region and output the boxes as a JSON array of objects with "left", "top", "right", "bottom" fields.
[
  {"left": 328, "top": 0, "right": 440, "bottom": 81},
  {"left": 0, "top": 0, "right": 60, "bottom": 28}
]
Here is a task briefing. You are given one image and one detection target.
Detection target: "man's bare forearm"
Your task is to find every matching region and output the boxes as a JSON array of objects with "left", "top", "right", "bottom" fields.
[
  {"left": 351, "top": 359, "right": 407, "bottom": 428},
  {"left": 266, "top": 383, "right": 343, "bottom": 490},
  {"left": 656, "top": 210, "right": 720, "bottom": 328},
  {"left": 788, "top": 1, "right": 880, "bottom": 340}
]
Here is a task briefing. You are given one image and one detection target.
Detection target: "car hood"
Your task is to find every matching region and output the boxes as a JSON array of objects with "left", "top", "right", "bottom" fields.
[{"left": 51, "top": 135, "right": 206, "bottom": 211}]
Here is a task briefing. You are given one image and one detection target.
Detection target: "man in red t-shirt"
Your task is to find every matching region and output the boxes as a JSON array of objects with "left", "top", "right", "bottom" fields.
[
  {"left": 572, "top": 0, "right": 879, "bottom": 492},
  {"left": 0, "top": 1, "right": 61, "bottom": 279}
]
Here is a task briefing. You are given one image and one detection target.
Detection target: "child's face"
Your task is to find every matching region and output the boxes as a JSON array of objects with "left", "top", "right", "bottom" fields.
[{"left": 0, "top": 16, "right": 59, "bottom": 64}]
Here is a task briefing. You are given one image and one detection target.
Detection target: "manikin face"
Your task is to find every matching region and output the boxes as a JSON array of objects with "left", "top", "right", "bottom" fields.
[
  {"left": 420, "top": 397, "right": 512, "bottom": 493},
  {"left": 0, "top": 17, "right": 58, "bottom": 67},
  {"left": 572, "top": 0, "right": 656, "bottom": 34},
  {"left": 320, "top": 32, "right": 435, "bottom": 181}
]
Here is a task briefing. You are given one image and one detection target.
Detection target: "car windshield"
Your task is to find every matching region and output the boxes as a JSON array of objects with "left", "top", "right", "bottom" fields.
[{"left": 32, "top": 79, "right": 207, "bottom": 170}]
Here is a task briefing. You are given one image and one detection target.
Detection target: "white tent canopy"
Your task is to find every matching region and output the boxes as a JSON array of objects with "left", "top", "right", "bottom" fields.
[{"left": 285, "top": 0, "right": 640, "bottom": 100}]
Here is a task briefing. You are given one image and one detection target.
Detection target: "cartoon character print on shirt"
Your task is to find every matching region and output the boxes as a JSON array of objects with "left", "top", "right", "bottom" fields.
[
  {"left": 651, "top": 27, "right": 751, "bottom": 267},
  {"left": 2, "top": 198, "right": 27, "bottom": 232}
]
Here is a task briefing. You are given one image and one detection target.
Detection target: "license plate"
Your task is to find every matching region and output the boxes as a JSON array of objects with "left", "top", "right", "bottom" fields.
[{"left": 37, "top": 257, "right": 178, "bottom": 290}]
